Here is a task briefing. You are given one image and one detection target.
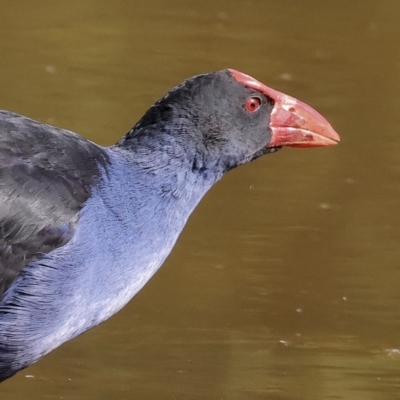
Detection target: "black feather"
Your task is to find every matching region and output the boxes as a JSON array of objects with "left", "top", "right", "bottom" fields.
[{"left": 0, "top": 111, "right": 109, "bottom": 299}]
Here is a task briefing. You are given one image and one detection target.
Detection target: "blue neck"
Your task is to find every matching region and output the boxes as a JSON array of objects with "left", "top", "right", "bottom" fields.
[{"left": 0, "top": 145, "right": 223, "bottom": 374}]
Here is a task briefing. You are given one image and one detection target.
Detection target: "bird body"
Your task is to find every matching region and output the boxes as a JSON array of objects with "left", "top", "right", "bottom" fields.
[
  {"left": 0, "top": 111, "right": 217, "bottom": 378},
  {"left": 0, "top": 69, "right": 339, "bottom": 380}
]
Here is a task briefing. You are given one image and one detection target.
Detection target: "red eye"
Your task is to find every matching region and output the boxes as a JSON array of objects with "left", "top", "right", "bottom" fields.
[{"left": 245, "top": 97, "right": 261, "bottom": 112}]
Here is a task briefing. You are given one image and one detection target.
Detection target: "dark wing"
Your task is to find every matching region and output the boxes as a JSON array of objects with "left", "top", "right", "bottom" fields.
[{"left": 0, "top": 111, "right": 109, "bottom": 299}]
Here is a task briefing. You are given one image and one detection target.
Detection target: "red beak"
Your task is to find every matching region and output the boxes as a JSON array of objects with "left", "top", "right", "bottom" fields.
[{"left": 229, "top": 69, "right": 340, "bottom": 148}]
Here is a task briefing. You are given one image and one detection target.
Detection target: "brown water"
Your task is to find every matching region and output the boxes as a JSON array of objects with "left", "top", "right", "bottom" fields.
[{"left": 1, "top": 1, "right": 400, "bottom": 399}]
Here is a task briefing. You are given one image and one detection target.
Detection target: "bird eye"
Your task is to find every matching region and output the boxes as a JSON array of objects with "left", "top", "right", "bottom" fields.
[{"left": 245, "top": 97, "right": 262, "bottom": 112}]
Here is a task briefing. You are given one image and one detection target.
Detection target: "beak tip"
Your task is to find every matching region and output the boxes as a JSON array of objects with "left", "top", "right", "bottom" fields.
[{"left": 326, "top": 125, "right": 341, "bottom": 144}]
